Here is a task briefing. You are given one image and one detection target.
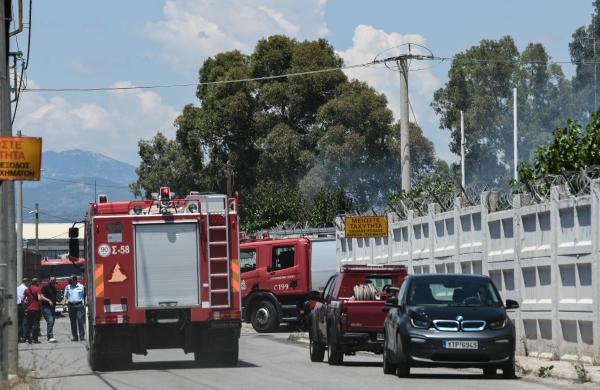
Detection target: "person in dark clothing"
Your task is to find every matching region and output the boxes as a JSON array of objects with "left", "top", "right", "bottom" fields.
[
  {"left": 23, "top": 278, "right": 42, "bottom": 344},
  {"left": 40, "top": 277, "right": 58, "bottom": 342}
]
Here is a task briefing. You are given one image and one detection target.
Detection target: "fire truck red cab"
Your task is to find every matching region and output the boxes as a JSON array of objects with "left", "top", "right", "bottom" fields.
[
  {"left": 40, "top": 257, "right": 85, "bottom": 310},
  {"left": 72, "top": 190, "right": 242, "bottom": 370}
]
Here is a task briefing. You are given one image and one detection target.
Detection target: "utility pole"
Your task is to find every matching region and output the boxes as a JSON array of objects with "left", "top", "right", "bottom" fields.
[
  {"left": 460, "top": 111, "right": 465, "bottom": 188},
  {"left": 16, "top": 131, "right": 22, "bottom": 282},
  {"left": 513, "top": 88, "right": 518, "bottom": 182},
  {"left": 0, "top": 0, "right": 18, "bottom": 380},
  {"left": 397, "top": 58, "right": 411, "bottom": 192},
  {"left": 34, "top": 203, "right": 39, "bottom": 255},
  {"left": 374, "top": 44, "right": 435, "bottom": 192}
]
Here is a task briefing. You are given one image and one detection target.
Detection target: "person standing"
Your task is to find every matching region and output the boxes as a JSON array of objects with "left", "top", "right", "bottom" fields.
[
  {"left": 62, "top": 275, "right": 86, "bottom": 341},
  {"left": 23, "top": 278, "right": 41, "bottom": 344},
  {"left": 40, "top": 277, "right": 58, "bottom": 343},
  {"left": 16, "top": 278, "right": 29, "bottom": 342}
]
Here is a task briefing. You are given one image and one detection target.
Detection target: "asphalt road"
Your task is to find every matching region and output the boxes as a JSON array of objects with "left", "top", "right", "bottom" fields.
[{"left": 18, "top": 316, "right": 588, "bottom": 390}]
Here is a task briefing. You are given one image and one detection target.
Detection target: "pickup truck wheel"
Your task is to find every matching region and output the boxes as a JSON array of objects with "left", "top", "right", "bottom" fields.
[
  {"left": 309, "top": 332, "right": 325, "bottom": 362},
  {"left": 382, "top": 346, "right": 396, "bottom": 374},
  {"left": 251, "top": 300, "right": 278, "bottom": 333},
  {"left": 327, "top": 340, "right": 343, "bottom": 365}
]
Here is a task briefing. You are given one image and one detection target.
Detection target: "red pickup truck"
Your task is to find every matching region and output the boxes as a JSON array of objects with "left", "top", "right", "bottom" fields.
[{"left": 308, "top": 264, "right": 407, "bottom": 365}]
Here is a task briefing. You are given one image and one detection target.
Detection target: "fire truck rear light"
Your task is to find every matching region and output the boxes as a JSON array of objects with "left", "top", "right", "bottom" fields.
[
  {"left": 96, "top": 315, "right": 129, "bottom": 324},
  {"left": 160, "top": 186, "right": 171, "bottom": 201},
  {"left": 98, "top": 194, "right": 108, "bottom": 203}
]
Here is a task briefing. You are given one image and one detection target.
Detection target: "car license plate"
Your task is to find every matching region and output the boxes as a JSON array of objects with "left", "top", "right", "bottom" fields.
[{"left": 443, "top": 340, "right": 478, "bottom": 349}]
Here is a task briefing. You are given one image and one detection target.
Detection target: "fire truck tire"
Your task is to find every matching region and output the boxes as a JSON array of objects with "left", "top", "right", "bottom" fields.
[
  {"left": 251, "top": 300, "right": 279, "bottom": 333},
  {"left": 327, "top": 339, "right": 343, "bottom": 365},
  {"left": 309, "top": 331, "right": 325, "bottom": 362}
]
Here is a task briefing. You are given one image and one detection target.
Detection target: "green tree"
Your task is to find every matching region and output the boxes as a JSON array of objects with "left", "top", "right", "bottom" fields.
[
  {"left": 130, "top": 132, "right": 201, "bottom": 198},
  {"left": 307, "top": 187, "right": 353, "bottom": 227},
  {"left": 241, "top": 181, "right": 306, "bottom": 232},
  {"left": 569, "top": 0, "right": 600, "bottom": 120},
  {"left": 432, "top": 36, "right": 574, "bottom": 185}
]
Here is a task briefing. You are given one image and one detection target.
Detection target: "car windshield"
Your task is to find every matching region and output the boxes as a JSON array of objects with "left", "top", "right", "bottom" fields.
[{"left": 407, "top": 275, "right": 501, "bottom": 307}]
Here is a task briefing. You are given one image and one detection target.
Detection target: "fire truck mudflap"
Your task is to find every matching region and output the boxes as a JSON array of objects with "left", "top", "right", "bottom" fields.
[{"left": 76, "top": 190, "right": 242, "bottom": 371}]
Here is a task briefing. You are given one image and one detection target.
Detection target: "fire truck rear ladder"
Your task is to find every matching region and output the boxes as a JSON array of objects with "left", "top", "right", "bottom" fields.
[{"left": 205, "top": 196, "right": 231, "bottom": 308}]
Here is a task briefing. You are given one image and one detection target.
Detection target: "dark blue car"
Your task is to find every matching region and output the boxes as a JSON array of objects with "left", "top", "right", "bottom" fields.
[{"left": 382, "top": 274, "right": 519, "bottom": 379}]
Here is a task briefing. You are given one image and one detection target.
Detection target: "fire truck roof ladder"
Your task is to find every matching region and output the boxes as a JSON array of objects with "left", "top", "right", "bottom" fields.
[{"left": 205, "top": 195, "right": 231, "bottom": 308}]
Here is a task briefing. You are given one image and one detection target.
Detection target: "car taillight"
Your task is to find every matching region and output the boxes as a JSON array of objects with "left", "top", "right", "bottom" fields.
[{"left": 340, "top": 313, "right": 348, "bottom": 324}]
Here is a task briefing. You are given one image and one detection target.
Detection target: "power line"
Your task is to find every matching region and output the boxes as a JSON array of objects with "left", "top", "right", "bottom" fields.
[
  {"left": 23, "top": 61, "right": 378, "bottom": 92},
  {"left": 11, "top": 0, "right": 32, "bottom": 124},
  {"left": 23, "top": 205, "right": 74, "bottom": 223},
  {"left": 20, "top": 55, "right": 599, "bottom": 94},
  {"left": 42, "top": 176, "right": 131, "bottom": 190}
]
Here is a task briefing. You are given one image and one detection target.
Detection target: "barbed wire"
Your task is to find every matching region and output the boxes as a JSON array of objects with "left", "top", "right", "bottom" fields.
[{"left": 385, "top": 167, "right": 600, "bottom": 219}]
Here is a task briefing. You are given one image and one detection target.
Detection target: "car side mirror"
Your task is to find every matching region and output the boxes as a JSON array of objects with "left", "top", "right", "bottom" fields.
[
  {"left": 383, "top": 297, "right": 399, "bottom": 312},
  {"left": 505, "top": 299, "right": 519, "bottom": 310},
  {"left": 68, "top": 227, "right": 79, "bottom": 261},
  {"left": 308, "top": 290, "right": 321, "bottom": 301}
]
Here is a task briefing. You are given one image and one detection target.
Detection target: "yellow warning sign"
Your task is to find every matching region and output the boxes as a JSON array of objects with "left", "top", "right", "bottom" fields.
[
  {"left": 0, "top": 136, "right": 42, "bottom": 181},
  {"left": 344, "top": 216, "right": 388, "bottom": 238}
]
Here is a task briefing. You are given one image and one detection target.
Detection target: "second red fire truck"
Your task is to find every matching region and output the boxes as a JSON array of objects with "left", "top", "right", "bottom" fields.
[{"left": 69, "top": 188, "right": 242, "bottom": 370}]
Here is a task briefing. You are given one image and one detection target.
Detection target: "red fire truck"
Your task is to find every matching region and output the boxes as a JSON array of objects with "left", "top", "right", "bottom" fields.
[
  {"left": 40, "top": 257, "right": 85, "bottom": 310},
  {"left": 240, "top": 234, "right": 336, "bottom": 332},
  {"left": 69, "top": 188, "right": 242, "bottom": 370}
]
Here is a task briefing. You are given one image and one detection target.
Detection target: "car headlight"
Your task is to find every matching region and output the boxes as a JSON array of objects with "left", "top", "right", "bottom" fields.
[
  {"left": 488, "top": 318, "right": 507, "bottom": 330},
  {"left": 410, "top": 317, "right": 430, "bottom": 329}
]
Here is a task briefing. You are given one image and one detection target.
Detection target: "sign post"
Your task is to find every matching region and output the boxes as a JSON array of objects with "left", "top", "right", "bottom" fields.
[
  {"left": 0, "top": 136, "right": 42, "bottom": 181},
  {"left": 344, "top": 216, "right": 388, "bottom": 238}
]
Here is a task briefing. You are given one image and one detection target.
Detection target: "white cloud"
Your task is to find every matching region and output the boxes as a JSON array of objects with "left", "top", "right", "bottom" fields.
[
  {"left": 147, "top": 0, "right": 328, "bottom": 71},
  {"left": 338, "top": 25, "right": 454, "bottom": 161},
  {"left": 14, "top": 81, "right": 178, "bottom": 165}
]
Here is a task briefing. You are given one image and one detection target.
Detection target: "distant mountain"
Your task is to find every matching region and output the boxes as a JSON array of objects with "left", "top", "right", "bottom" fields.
[{"left": 22, "top": 150, "right": 138, "bottom": 222}]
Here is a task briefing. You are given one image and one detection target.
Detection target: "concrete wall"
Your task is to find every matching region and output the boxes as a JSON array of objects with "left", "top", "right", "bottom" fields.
[{"left": 336, "top": 181, "right": 600, "bottom": 362}]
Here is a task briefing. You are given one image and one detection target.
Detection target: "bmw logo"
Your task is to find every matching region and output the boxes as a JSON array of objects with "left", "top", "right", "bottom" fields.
[{"left": 456, "top": 315, "right": 464, "bottom": 322}]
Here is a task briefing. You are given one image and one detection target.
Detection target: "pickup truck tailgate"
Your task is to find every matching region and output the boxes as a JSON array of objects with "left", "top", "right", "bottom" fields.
[{"left": 344, "top": 300, "right": 386, "bottom": 332}]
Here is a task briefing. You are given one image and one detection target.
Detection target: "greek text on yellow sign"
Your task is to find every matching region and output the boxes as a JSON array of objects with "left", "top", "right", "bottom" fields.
[
  {"left": 344, "top": 216, "right": 388, "bottom": 238},
  {"left": 0, "top": 136, "right": 42, "bottom": 181}
]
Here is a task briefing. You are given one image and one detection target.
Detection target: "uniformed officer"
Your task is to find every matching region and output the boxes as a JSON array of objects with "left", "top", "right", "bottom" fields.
[{"left": 62, "top": 275, "right": 86, "bottom": 341}]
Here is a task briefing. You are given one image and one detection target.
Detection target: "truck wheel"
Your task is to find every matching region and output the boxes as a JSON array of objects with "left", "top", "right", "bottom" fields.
[
  {"left": 309, "top": 332, "right": 325, "bottom": 362},
  {"left": 217, "top": 341, "right": 239, "bottom": 367},
  {"left": 382, "top": 346, "right": 396, "bottom": 374},
  {"left": 89, "top": 349, "right": 108, "bottom": 371},
  {"left": 327, "top": 340, "right": 343, "bottom": 365},
  {"left": 251, "top": 300, "right": 278, "bottom": 333}
]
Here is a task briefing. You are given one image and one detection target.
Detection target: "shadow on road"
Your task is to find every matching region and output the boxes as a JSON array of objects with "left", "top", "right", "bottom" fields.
[
  {"left": 128, "top": 359, "right": 259, "bottom": 371},
  {"left": 407, "top": 373, "right": 522, "bottom": 381},
  {"left": 340, "top": 361, "right": 382, "bottom": 368}
]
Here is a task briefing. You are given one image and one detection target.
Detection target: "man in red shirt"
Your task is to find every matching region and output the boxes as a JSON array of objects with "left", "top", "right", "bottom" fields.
[{"left": 24, "top": 278, "right": 42, "bottom": 344}]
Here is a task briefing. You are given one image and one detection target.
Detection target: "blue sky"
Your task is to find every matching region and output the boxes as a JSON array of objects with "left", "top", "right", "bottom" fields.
[{"left": 13, "top": 0, "right": 594, "bottom": 164}]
